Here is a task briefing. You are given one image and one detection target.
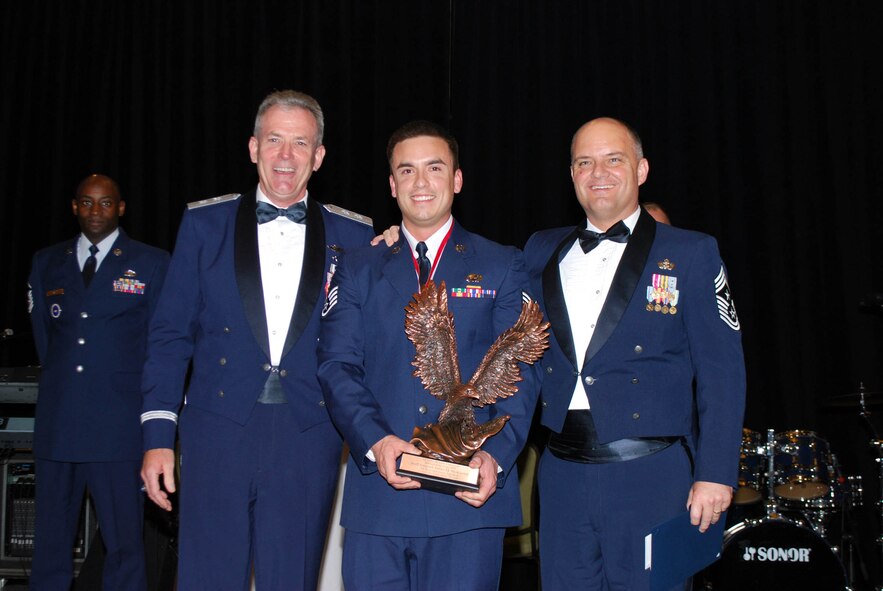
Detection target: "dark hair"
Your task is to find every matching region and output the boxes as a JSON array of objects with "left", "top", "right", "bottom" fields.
[
  {"left": 386, "top": 120, "right": 459, "bottom": 171},
  {"left": 75, "top": 174, "right": 121, "bottom": 200}
]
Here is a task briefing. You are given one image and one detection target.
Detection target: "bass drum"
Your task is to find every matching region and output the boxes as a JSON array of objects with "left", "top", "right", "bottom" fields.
[{"left": 705, "top": 517, "right": 848, "bottom": 590}]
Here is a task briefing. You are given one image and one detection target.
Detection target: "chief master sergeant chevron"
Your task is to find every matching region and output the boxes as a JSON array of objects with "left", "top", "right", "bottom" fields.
[
  {"left": 139, "top": 90, "right": 376, "bottom": 590},
  {"left": 524, "top": 117, "right": 746, "bottom": 590}
]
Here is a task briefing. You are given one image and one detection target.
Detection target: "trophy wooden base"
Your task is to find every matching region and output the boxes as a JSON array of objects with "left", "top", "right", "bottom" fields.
[{"left": 396, "top": 453, "right": 479, "bottom": 495}]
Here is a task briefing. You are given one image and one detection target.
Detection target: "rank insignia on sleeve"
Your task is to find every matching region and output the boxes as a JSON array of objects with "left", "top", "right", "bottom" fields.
[
  {"left": 450, "top": 285, "right": 496, "bottom": 299},
  {"left": 646, "top": 274, "right": 679, "bottom": 315},
  {"left": 113, "top": 278, "right": 146, "bottom": 295},
  {"left": 657, "top": 258, "right": 676, "bottom": 271},
  {"left": 715, "top": 265, "right": 740, "bottom": 330},
  {"left": 322, "top": 285, "right": 339, "bottom": 317}
]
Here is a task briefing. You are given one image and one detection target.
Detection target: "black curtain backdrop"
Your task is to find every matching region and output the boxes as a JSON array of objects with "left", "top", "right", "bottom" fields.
[{"left": 3, "top": 0, "right": 883, "bottom": 580}]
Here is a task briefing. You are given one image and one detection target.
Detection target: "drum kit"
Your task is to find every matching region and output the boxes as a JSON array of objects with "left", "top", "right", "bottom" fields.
[
  {"left": 702, "top": 427, "right": 862, "bottom": 589},
  {"left": 701, "top": 384, "right": 883, "bottom": 589}
]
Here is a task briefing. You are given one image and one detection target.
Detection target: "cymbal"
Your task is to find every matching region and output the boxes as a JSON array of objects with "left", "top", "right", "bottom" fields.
[{"left": 823, "top": 391, "right": 883, "bottom": 409}]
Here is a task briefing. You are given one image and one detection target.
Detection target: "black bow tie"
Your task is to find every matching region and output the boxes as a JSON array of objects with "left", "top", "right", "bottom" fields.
[
  {"left": 577, "top": 220, "right": 630, "bottom": 253},
  {"left": 256, "top": 200, "right": 307, "bottom": 224}
]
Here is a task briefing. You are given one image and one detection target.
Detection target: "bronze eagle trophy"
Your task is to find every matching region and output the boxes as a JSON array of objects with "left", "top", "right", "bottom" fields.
[{"left": 403, "top": 280, "right": 550, "bottom": 465}]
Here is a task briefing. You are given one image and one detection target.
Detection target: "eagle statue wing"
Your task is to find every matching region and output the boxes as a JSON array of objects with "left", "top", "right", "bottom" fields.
[
  {"left": 468, "top": 297, "right": 550, "bottom": 407},
  {"left": 404, "top": 280, "right": 461, "bottom": 401}
]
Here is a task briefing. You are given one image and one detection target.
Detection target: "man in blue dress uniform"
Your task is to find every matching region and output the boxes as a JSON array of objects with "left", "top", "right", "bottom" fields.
[
  {"left": 139, "top": 90, "right": 376, "bottom": 590},
  {"left": 28, "top": 173, "right": 169, "bottom": 590},
  {"left": 524, "top": 118, "right": 745, "bottom": 590},
  {"left": 318, "top": 120, "right": 540, "bottom": 590}
]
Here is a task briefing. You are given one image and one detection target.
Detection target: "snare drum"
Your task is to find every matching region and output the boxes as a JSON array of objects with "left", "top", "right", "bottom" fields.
[
  {"left": 734, "top": 428, "right": 766, "bottom": 506},
  {"left": 773, "top": 430, "right": 833, "bottom": 503},
  {"left": 706, "top": 516, "right": 848, "bottom": 589}
]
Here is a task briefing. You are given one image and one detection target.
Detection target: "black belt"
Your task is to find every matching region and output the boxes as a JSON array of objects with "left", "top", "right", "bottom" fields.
[{"left": 548, "top": 410, "right": 680, "bottom": 463}]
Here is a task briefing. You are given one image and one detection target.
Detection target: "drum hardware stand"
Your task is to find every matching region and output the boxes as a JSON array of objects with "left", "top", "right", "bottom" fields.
[
  {"left": 851, "top": 381, "right": 883, "bottom": 591},
  {"left": 764, "top": 428, "right": 779, "bottom": 518},
  {"left": 869, "top": 436, "right": 883, "bottom": 591}
]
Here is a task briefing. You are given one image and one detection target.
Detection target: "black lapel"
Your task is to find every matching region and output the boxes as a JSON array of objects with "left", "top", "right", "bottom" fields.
[
  {"left": 582, "top": 210, "right": 656, "bottom": 364},
  {"left": 234, "top": 190, "right": 271, "bottom": 358},
  {"left": 281, "top": 198, "right": 326, "bottom": 358},
  {"left": 542, "top": 228, "right": 582, "bottom": 368}
]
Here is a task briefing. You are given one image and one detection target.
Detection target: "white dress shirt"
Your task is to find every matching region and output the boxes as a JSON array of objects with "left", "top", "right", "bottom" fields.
[
  {"left": 257, "top": 187, "right": 306, "bottom": 366},
  {"left": 562, "top": 207, "right": 641, "bottom": 409}
]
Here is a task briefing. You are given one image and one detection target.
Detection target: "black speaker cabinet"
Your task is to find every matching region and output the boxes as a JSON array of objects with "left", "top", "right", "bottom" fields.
[{"left": 0, "top": 455, "right": 96, "bottom": 579}]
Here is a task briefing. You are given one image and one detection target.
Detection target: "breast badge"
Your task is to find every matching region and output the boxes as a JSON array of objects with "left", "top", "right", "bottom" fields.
[{"left": 646, "top": 273, "right": 679, "bottom": 315}]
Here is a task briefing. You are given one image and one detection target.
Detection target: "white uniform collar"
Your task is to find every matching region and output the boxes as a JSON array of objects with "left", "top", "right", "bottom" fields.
[{"left": 401, "top": 215, "right": 454, "bottom": 264}]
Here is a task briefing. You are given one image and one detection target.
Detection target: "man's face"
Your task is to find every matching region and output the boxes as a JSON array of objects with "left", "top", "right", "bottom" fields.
[
  {"left": 389, "top": 135, "right": 462, "bottom": 240},
  {"left": 248, "top": 105, "right": 326, "bottom": 207},
  {"left": 71, "top": 178, "right": 125, "bottom": 244},
  {"left": 570, "top": 119, "right": 649, "bottom": 230}
]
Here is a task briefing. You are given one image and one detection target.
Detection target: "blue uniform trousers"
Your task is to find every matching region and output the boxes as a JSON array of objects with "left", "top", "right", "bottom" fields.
[
  {"left": 177, "top": 403, "right": 340, "bottom": 591},
  {"left": 343, "top": 527, "right": 505, "bottom": 591},
  {"left": 31, "top": 458, "right": 146, "bottom": 591},
  {"left": 538, "top": 443, "right": 693, "bottom": 591}
]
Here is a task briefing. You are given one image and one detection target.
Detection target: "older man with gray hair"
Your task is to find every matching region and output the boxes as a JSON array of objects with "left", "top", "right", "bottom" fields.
[{"left": 140, "top": 90, "right": 376, "bottom": 589}]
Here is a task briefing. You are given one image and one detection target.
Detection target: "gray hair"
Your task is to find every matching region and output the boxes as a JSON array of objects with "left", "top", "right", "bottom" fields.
[{"left": 253, "top": 90, "right": 325, "bottom": 145}]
